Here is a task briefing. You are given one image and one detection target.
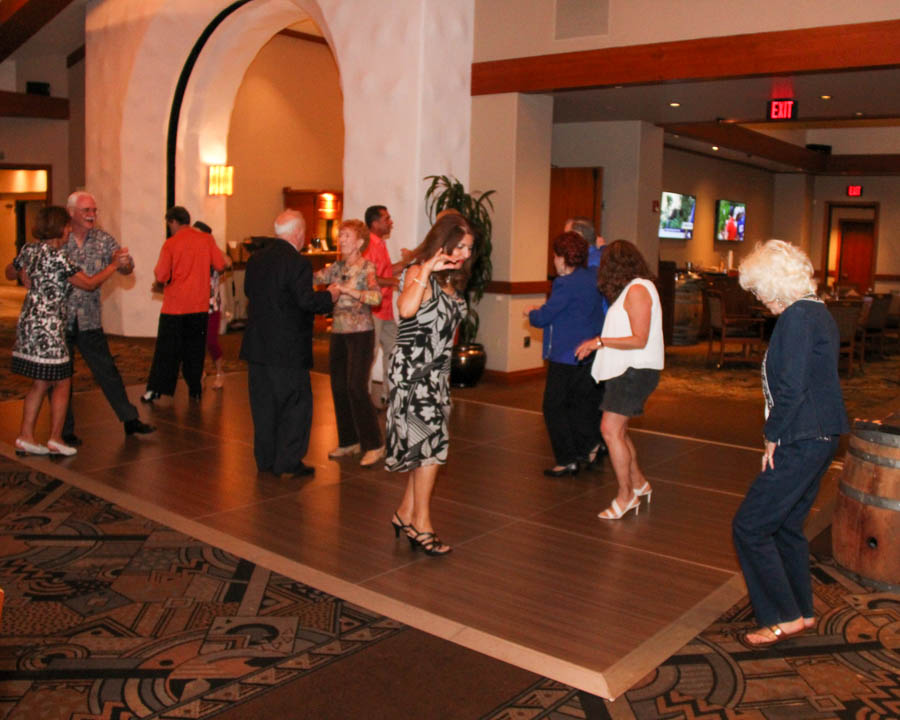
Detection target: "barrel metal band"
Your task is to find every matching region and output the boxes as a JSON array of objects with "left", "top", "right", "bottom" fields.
[
  {"left": 848, "top": 445, "right": 900, "bottom": 469},
  {"left": 839, "top": 480, "right": 900, "bottom": 511}
]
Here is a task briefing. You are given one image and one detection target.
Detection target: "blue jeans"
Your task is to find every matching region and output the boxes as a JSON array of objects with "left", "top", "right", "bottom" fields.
[{"left": 732, "top": 436, "right": 839, "bottom": 627}]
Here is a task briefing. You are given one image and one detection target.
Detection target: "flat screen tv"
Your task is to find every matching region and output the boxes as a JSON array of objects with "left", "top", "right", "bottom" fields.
[
  {"left": 658, "top": 191, "right": 696, "bottom": 240},
  {"left": 716, "top": 199, "right": 746, "bottom": 242}
]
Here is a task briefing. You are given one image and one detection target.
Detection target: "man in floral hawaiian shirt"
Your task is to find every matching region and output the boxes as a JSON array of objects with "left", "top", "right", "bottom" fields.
[{"left": 61, "top": 191, "right": 155, "bottom": 442}]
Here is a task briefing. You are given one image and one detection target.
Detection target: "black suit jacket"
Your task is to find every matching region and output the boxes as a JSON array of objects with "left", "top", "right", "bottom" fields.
[{"left": 240, "top": 238, "right": 333, "bottom": 368}]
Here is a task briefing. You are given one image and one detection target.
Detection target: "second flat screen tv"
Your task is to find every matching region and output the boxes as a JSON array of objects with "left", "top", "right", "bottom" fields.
[
  {"left": 658, "top": 191, "right": 696, "bottom": 239},
  {"left": 716, "top": 199, "right": 746, "bottom": 242}
]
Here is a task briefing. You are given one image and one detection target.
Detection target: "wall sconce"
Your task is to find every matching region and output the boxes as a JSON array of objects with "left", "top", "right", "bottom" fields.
[
  {"left": 208, "top": 165, "right": 234, "bottom": 196},
  {"left": 316, "top": 192, "right": 340, "bottom": 219}
]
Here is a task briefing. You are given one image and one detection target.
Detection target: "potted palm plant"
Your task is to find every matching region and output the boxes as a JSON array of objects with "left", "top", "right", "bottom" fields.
[{"left": 424, "top": 175, "right": 494, "bottom": 387}]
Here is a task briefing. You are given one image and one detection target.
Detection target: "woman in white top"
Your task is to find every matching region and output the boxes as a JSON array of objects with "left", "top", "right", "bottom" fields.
[{"left": 575, "top": 240, "right": 664, "bottom": 520}]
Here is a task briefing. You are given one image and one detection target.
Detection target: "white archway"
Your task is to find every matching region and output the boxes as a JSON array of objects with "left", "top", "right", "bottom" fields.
[{"left": 86, "top": 0, "right": 473, "bottom": 336}]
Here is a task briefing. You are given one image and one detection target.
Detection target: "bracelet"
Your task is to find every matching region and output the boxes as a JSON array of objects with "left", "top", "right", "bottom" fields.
[
  {"left": 595, "top": 337, "right": 603, "bottom": 348},
  {"left": 413, "top": 277, "right": 427, "bottom": 288}
]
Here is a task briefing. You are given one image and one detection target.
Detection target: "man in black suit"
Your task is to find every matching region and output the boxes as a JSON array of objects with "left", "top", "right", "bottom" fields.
[{"left": 240, "top": 210, "right": 338, "bottom": 477}]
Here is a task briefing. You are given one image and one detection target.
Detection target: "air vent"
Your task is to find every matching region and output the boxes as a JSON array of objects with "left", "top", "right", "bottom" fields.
[{"left": 555, "top": 0, "right": 609, "bottom": 39}]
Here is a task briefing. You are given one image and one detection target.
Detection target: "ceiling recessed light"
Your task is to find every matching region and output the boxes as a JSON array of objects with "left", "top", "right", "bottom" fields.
[
  {"left": 820, "top": 94, "right": 832, "bottom": 100},
  {"left": 712, "top": 146, "right": 719, "bottom": 151},
  {"left": 669, "top": 102, "right": 680, "bottom": 107}
]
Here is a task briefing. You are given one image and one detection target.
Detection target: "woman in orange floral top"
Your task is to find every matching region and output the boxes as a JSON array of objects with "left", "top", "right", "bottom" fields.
[{"left": 314, "top": 219, "right": 385, "bottom": 467}]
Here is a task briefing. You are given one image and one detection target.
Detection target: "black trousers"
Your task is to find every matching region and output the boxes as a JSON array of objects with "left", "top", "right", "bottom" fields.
[
  {"left": 63, "top": 325, "right": 138, "bottom": 435},
  {"left": 247, "top": 361, "right": 313, "bottom": 474},
  {"left": 329, "top": 331, "right": 381, "bottom": 451},
  {"left": 542, "top": 361, "right": 602, "bottom": 465},
  {"left": 146, "top": 312, "right": 208, "bottom": 396}
]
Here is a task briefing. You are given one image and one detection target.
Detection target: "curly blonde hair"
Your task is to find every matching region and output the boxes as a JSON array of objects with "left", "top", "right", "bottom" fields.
[{"left": 738, "top": 240, "right": 817, "bottom": 307}]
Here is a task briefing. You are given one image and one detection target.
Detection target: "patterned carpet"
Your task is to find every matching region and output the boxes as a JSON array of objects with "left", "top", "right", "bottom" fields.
[{"left": 1, "top": 455, "right": 898, "bottom": 719}]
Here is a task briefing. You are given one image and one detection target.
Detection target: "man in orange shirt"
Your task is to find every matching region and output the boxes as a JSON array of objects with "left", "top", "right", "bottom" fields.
[
  {"left": 142, "top": 206, "right": 226, "bottom": 402},
  {"left": 364, "top": 205, "right": 405, "bottom": 406}
]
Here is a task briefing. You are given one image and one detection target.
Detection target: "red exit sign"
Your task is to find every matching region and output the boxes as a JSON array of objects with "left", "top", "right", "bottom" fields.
[
  {"left": 847, "top": 185, "right": 863, "bottom": 197},
  {"left": 767, "top": 98, "right": 797, "bottom": 120}
]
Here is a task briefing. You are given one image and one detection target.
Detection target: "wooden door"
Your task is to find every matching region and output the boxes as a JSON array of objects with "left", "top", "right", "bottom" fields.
[
  {"left": 547, "top": 167, "right": 602, "bottom": 277},
  {"left": 838, "top": 220, "right": 875, "bottom": 293}
]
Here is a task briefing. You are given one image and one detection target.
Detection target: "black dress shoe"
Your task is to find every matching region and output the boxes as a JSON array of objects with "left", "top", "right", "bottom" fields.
[
  {"left": 125, "top": 419, "right": 156, "bottom": 435},
  {"left": 281, "top": 462, "right": 315, "bottom": 478},
  {"left": 62, "top": 433, "right": 83, "bottom": 447},
  {"left": 140, "top": 391, "right": 160, "bottom": 404},
  {"left": 543, "top": 462, "right": 579, "bottom": 477}
]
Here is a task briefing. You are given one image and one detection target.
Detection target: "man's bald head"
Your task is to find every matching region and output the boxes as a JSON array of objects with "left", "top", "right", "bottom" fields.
[{"left": 275, "top": 210, "right": 306, "bottom": 251}]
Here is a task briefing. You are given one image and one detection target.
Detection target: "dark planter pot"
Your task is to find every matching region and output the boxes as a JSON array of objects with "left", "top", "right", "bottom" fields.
[{"left": 450, "top": 343, "right": 487, "bottom": 387}]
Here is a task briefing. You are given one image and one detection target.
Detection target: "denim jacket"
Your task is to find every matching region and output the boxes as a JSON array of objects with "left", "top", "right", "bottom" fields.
[
  {"left": 528, "top": 267, "right": 605, "bottom": 365},
  {"left": 763, "top": 299, "right": 849, "bottom": 445}
]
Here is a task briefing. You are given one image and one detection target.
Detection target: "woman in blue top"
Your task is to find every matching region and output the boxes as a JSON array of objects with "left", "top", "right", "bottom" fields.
[
  {"left": 733, "top": 240, "right": 848, "bottom": 648},
  {"left": 526, "top": 231, "right": 606, "bottom": 477}
]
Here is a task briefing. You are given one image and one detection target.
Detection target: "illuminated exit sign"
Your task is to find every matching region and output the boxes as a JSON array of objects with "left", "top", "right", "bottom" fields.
[
  {"left": 847, "top": 185, "right": 863, "bottom": 197},
  {"left": 767, "top": 98, "right": 797, "bottom": 120}
]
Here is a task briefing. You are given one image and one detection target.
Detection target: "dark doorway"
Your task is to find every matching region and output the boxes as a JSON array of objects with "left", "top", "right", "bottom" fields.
[
  {"left": 547, "top": 167, "right": 602, "bottom": 277},
  {"left": 837, "top": 219, "right": 876, "bottom": 293}
]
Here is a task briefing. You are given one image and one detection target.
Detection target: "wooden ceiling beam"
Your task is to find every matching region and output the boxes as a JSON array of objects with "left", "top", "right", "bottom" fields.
[
  {"left": 472, "top": 19, "right": 900, "bottom": 96},
  {"left": 662, "top": 122, "right": 828, "bottom": 172},
  {"left": 0, "top": 90, "right": 69, "bottom": 119},
  {"left": 0, "top": 0, "right": 76, "bottom": 62}
]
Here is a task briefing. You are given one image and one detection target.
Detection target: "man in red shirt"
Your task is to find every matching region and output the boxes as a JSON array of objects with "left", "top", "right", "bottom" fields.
[
  {"left": 142, "top": 206, "right": 226, "bottom": 402},
  {"left": 364, "top": 205, "right": 400, "bottom": 405}
]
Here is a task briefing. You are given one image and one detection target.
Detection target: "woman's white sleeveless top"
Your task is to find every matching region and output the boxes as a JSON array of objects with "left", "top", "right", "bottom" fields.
[{"left": 591, "top": 278, "right": 664, "bottom": 382}]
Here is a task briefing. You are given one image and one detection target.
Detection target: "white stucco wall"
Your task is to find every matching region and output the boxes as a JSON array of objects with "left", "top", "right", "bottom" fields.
[
  {"left": 86, "top": 0, "right": 474, "bottom": 336},
  {"left": 225, "top": 34, "right": 344, "bottom": 248},
  {"left": 474, "top": 0, "right": 900, "bottom": 62}
]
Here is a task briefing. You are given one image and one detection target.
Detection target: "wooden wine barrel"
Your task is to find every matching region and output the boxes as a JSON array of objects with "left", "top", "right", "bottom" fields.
[
  {"left": 832, "top": 421, "right": 900, "bottom": 589},
  {"left": 671, "top": 278, "right": 702, "bottom": 346}
]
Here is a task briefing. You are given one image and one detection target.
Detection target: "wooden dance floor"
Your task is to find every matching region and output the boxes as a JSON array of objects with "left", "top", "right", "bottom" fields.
[{"left": 0, "top": 372, "right": 841, "bottom": 700}]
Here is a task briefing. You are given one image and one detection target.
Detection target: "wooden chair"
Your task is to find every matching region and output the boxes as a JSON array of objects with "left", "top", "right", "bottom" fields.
[
  {"left": 884, "top": 292, "right": 900, "bottom": 351},
  {"left": 827, "top": 299, "right": 863, "bottom": 377},
  {"left": 857, "top": 293, "right": 891, "bottom": 364},
  {"left": 705, "top": 289, "right": 766, "bottom": 368}
]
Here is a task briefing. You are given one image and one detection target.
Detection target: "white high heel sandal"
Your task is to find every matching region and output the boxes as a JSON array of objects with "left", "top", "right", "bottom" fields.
[
  {"left": 634, "top": 481, "right": 653, "bottom": 505},
  {"left": 598, "top": 494, "right": 641, "bottom": 520}
]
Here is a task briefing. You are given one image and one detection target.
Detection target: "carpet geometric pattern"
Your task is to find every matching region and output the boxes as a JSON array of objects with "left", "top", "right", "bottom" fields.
[{"left": 0, "top": 456, "right": 403, "bottom": 719}]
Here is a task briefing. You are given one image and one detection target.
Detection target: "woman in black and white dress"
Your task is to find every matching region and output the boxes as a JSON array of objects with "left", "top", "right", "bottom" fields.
[
  {"left": 6, "top": 206, "right": 126, "bottom": 456},
  {"left": 386, "top": 213, "right": 475, "bottom": 556}
]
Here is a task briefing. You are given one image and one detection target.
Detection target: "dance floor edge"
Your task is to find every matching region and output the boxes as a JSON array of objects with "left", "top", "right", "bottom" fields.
[{"left": 0, "top": 373, "right": 841, "bottom": 700}]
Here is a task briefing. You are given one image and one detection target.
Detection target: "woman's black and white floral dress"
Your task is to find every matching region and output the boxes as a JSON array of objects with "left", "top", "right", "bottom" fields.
[
  {"left": 385, "top": 270, "right": 466, "bottom": 472},
  {"left": 12, "top": 242, "right": 78, "bottom": 381}
]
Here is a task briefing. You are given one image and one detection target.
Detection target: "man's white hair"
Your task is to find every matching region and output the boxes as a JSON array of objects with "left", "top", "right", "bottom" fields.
[
  {"left": 274, "top": 210, "right": 304, "bottom": 239},
  {"left": 66, "top": 190, "right": 95, "bottom": 209}
]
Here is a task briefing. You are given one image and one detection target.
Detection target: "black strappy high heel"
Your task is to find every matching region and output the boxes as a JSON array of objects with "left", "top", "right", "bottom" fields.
[
  {"left": 406, "top": 524, "right": 452, "bottom": 556},
  {"left": 391, "top": 512, "right": 411, "bottom": 539}
]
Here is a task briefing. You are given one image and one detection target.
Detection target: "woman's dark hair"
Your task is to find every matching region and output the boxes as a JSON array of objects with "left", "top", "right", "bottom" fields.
[
  {"left": 32, "top": 205, "right": 70, "bottom": 241},
  {"left": 406, "top": 213, "right": 475, "bottom": 291},
  {"left": 193, "top": 220, "right": 212, "bottom": 234},
  {"left": 596, "top": 239, "right": 654, "bottom": 301},
  {"left": 552, "top": 231, "right": 588, "bottom": 269}
]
